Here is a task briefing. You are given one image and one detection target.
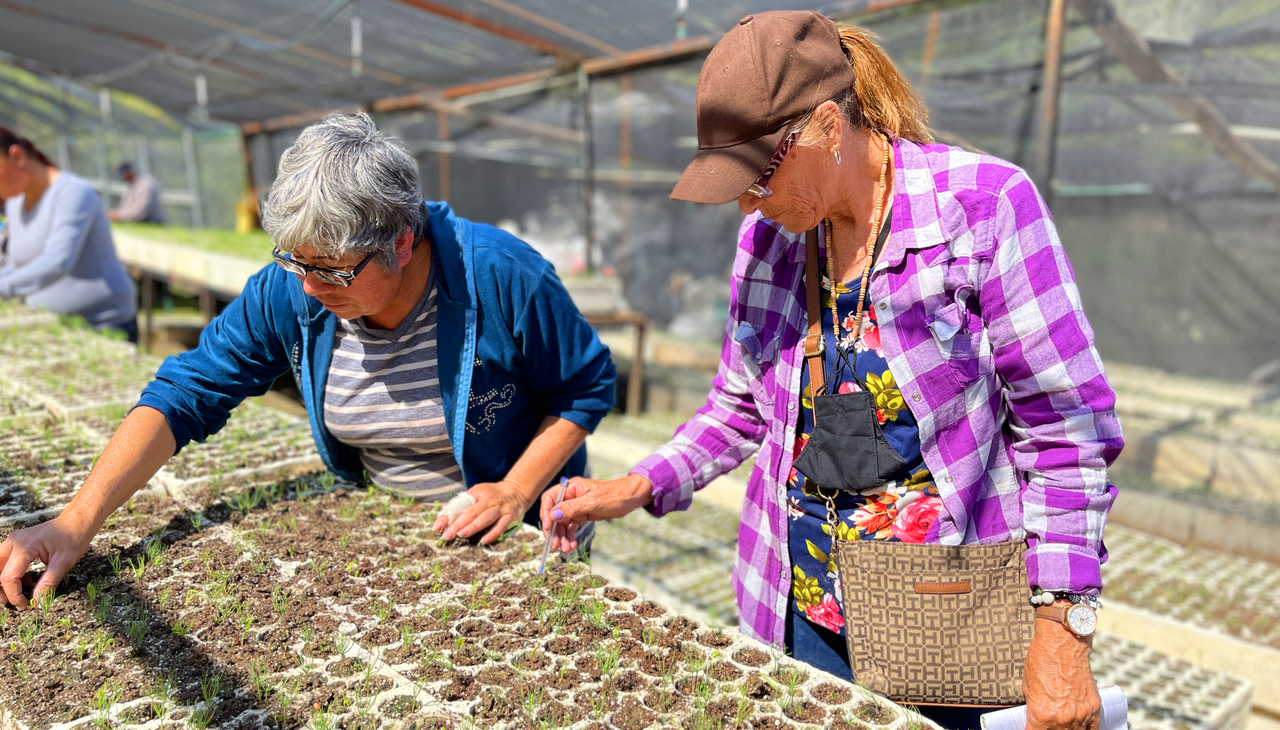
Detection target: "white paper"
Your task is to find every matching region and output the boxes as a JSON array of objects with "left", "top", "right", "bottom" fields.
[{"left": 979, "top": 686, "right": 1127, "bottom": 730}]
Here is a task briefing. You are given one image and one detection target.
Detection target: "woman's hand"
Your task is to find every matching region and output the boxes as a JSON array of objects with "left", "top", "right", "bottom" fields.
[
  {"left": 433, "top": 481, "right": 530, "bottom": 545},
  {"left": 0, "top": 512, "right": 94, "bottom": 608},
  {"left": 1023, "top": 612, "right": 1102, "bottom": 730},
  {"left": 540, "top": 474, "right": 654, "bottom": 553}
]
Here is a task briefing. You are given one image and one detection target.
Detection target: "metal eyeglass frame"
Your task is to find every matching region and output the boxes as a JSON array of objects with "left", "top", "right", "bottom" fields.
[
  {"left": 745, "top": 126, "right": 801, "bottom": 199},
  {"left": 272, "top": 247, "right": 376, "bottom": 287}
]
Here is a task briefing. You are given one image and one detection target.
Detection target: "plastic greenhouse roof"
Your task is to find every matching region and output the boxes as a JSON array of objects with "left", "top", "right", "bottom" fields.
[{"left": 0, "top": 0, "right": 909, "bottom": 125}]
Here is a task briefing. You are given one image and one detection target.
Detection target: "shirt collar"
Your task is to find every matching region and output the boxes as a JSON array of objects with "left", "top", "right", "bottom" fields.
[{"left": 875, "top": 138, "right": 947, "bottom": 274}]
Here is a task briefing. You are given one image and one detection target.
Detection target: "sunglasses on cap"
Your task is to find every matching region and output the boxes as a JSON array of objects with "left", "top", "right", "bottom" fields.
[{"left": 745, "top": 127, "right": 801, "bottom": 199}]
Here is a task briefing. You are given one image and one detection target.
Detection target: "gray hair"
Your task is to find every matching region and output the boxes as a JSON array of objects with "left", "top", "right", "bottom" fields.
[{"left": 262, "top": 113, "right": 424, "bottom": 270}]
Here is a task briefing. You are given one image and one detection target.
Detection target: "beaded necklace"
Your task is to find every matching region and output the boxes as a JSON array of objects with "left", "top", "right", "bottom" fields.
[{"left": 825, "top": 132, "right": 893, "bottom": 347}]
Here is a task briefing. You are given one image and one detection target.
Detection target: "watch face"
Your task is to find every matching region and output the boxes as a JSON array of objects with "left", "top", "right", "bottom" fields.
[{"left": 1066, "top": 604, "right": 1097, "bottom": 636}]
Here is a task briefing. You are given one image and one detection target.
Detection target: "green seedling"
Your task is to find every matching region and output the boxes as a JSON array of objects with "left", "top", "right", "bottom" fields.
[
  {"left": 779, "top": 666, "right": 805, "bottom": 695},
  {"left": 435, "top": 603, "right": 456, "bottom": 623},
  {"left": 189, "top": 703, "right": 216, "bottom": 730},
  {"left": 249, "top": 659, "right": 270, "bottom": 700},
  {"left": 277, "top": 677, "right": 300, "bottom": 720},
  {"left": 9, "top": 657, "right": 29, "bottom": 680},
  {"left": 199, "top": 672, "right": 224, "bottom": 705},
  {"left": 594, "top": 642, "right": 620, "bottom": 678},
  {"left": 271, "top": 587, "right": 291, "bottom": 616},
  {"left": 92, "top": 680, "right": 122, "bottom": 730},
  {"left": 16, "top": 613, "right": 40, "bottom": 646},
  {"left": 144, "top": 537, "right": 165, "bottom": 564},
  {"left": 93, "top": 594, "right": 114, "bottom": 623},
  {"left": 172, "top": 618, "right": 193, "bottom": 637},
  {"left": 126, "top": 617, "right": 147, "bottom": 645},
  {"left": 107, "top": 553, "right": 121, "bottom": 577},
  {"left": 92, "top": 631, "right": 114, "bottom": 658},
  {"left": 736, "top": 696, "right": 754, "bottom": 725},
  {"left": 518, "top": 683, "right": 545, "bottom": 720},
  {"left": 128, "top": 556, "right": 146, "bottom": 581},
  {"left": 335, "top": 631, "right": 353, "bottom": 656}
]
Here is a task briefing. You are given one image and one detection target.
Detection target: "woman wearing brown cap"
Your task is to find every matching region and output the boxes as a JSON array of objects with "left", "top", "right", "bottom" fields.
[{"left": 544, "top": 10, "right": 1121, "bottom": 730}]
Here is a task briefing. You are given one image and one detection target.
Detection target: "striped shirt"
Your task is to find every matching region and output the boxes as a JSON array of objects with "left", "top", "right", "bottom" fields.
[
  {"left": 323, "top": 272, "right": 464, "bottom": 499},
  {"left": 632, "top": 139, "right": 1123, "bottom": 648}
]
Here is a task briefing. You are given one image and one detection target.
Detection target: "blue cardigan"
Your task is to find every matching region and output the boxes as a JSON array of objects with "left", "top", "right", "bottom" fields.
[{"left": 137, "top": 202, "right": 617, "bottom": 488}]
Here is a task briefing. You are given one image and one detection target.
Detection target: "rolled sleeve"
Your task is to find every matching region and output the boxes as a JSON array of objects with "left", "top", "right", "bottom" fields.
[
  {"left": 136, "top": 266, "right": 292, "bottom": 453},
  {"left": 980, "top": 172, "right": 1124, "bottom": 594},
  {"left": 632, "top": 255, "right": 768, "bottom": 517}
]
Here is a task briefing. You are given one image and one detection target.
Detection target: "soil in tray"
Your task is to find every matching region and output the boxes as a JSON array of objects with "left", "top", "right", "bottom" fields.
[{"left": 0, "top": 474, "right": 912, "bottom": 730}]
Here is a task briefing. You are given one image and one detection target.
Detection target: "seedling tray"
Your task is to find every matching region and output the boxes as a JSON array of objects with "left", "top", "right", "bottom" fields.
[
  {"left": 1090, "top": 634, "right": 1251, "bottom": 730},
  {"left": 0, "top": 478, "right": 935, "bottom": 730},
  {"left": 80, "top": 401, "right": 324, "bottom": 503}
]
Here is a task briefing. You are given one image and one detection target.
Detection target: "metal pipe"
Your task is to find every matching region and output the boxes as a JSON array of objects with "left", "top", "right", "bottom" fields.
[
  {"left": 386, "top": 0, "right": 578, "bottom": 58},
  {"left": 182, "top": 127, "right": 205, "bottom": 228},
  {"left": 1032, "top": 0, "right": 1067, "bottom": 203},
  {"left": 437, "top": 109, "right": 451, "bottom": 201},
  {"left": 618, "top": 73, "right": 632, "bottom": 274},
  {"left": 577, "top": 67, "right": 595, "bottom": 274},
  {"left": 140, "top": 271, "right": 154, "bottom": 353}
]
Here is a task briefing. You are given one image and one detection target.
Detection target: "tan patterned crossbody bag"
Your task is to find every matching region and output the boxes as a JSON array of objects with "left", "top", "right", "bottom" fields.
[{"left": 834, "top": 540, "right": 1035, "bottom": 706}]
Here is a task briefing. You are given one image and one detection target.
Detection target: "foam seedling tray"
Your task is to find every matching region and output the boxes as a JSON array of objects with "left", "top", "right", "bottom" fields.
[
  {"left": 0, "top": 419, "right": 105, "bottom": 530},
  {"left": 1090, "top": 633, "right": 1252, "bottom": 730},
  {"left": 0, "top": 480, "right": 936, "bottom": 730},
  {"left": 1102, "top": 525, "right": 1280, "bottom": 650},
  {"left": 79, "top": 401, "right": 324, "bottom": 504}
]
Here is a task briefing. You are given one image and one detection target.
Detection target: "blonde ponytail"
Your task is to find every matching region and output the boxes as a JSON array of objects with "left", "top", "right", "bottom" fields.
[{"left": 837, "top": 25, "right": 932, "bottom": 144}]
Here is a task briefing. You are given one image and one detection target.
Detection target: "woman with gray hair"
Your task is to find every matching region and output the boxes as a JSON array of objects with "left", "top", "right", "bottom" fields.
[{"left": 0, "top": 113, "right": 616, "bottom": 607}]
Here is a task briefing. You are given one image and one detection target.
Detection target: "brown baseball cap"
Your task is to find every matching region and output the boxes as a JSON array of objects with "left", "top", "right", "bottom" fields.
[{"left": 670, "top": 11, "right": 855, "bottom": 205}]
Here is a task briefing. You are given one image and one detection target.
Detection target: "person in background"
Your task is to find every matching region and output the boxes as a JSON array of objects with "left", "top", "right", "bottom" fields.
[
  {"left": 0, "top": 126, "right": 138, "bottom": 341},
  {"left": 107, "top": 161, "right": 165, "bottom": 224}
]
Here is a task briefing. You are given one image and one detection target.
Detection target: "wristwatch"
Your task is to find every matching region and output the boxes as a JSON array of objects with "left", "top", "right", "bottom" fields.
[{"left": 1035, "top": 602, "right": 1098, "bottom": 637}]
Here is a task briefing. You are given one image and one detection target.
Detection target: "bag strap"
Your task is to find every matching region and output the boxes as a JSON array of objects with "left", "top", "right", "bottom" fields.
[
  {"left": 804, "top": 226, "right": 826, "bottom": 404},
  {"left": 804, "top": 212, "right": 895, "bottom": 418}
]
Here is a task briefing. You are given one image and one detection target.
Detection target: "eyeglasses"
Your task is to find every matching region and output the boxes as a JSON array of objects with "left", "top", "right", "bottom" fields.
[
  {"left": 745, "top": 127, "right": 800, "bottom": 199},
  {"left": 272, "top": 247, "right": 376, "bottom": 287}
]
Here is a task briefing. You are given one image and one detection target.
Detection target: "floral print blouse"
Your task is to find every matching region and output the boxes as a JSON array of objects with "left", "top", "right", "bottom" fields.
[{"left": 787, "top": 272, "right": 944, "bottom": 636}]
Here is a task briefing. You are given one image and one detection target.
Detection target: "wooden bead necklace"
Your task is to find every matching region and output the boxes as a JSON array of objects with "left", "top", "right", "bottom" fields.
[{"left": 826, "top": 132, "right": 893, "bottom": 347}]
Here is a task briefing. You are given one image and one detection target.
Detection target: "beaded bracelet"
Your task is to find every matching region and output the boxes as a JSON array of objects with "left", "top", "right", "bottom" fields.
[{"left": 1028, "top": 589, "right": 1102, "bottom": 610}]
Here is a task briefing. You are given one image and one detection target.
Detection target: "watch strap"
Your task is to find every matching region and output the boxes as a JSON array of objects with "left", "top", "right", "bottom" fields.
[{"left": 1035, "top": 604, "right": 1069, "bottom": 624}]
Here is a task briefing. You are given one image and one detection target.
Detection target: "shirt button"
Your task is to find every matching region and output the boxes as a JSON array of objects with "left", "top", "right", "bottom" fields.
[
  {"left": 878, "top": 301, "right": 888, "bottom": 310},
  {"left": 780, "top": 566, "right": 788, "bottom": 579},
  {"left": 788, "top": 401, "right": 796, "bottom": 411},
  {"left": 911, "top": 393, "right": 922, "bottom": 402},
  {"left": 944, "top": 476, "right": 953, "bottom": 483}
]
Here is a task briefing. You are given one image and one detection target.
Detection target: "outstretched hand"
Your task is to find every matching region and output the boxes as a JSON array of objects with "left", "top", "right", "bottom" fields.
[
  {"left": 0, "top": 513, "right": 94, "bottom": 608},
  {"left": 433, "top": 481, "right": 530, "bottom": 545},
  {"left": 539, "top": 474, "right": 654, "bottom": 553}
]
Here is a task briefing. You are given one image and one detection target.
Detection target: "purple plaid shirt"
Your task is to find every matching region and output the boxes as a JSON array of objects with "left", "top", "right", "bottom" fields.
[{"left": 633, "top": 140, "right": 1124, "bottom": 647}]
